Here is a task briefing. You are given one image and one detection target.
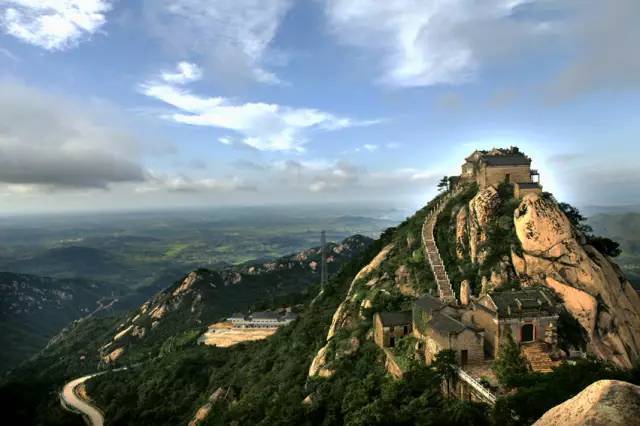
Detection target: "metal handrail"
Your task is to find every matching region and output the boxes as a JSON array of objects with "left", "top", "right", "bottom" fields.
[{"left": 456, "top": 367, "right": 497, "bottom": 405}]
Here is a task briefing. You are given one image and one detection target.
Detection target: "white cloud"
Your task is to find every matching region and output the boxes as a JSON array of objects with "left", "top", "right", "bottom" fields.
[
  {"left": 161, "top": 61, "right": 202, "bottom": 85},
  {"left": 218, "top": 136, "right": 233, "bottom": 145},
  {"left": 143, "top": 0, "right": 292, "bottom": 84},
  {"left": 363, "top": 144, "right": 378, "bottom": 152},
  {"left": 0, "top": 0, "right": 112, "bottom": 50},
  {"left": 323, "top": 0, "right": 552, "bottom": 87},
  {"left": 324, "top": 0, "right": 640, "bottom": 96},
  {"left": 140, "top": 75, "right": 378, "bottom": 152}
]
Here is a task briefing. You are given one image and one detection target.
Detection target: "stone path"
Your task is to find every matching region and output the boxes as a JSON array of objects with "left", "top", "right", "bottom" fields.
[
  {"left": 521, "top": 342, "right": 559, "bottom": 373},
  {"left": 422, "top": 187, "right": 498, "bottom": 406},
  {"left": 422, "top": 189, "right": 461, "bottom": 303}
]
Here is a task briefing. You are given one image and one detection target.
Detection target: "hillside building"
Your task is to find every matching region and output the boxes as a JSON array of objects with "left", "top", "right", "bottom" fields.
[
  {"left": 373, "top": 311, "right": 412, "bottom": 348},
  {"left": 412, "top": 295, "right": 485, "bottom": 366},
  {"left": 460, "top": 147, "right": 542, "bottom": 196},
  {"left": 374, "top": 289, "right": 559, "bottom": 369},
  {"left": 472, "top": 288, "right": 559, "bottom": 358},
  {"left": 228, "top": 311, "right": 297, "bottom": 329}
]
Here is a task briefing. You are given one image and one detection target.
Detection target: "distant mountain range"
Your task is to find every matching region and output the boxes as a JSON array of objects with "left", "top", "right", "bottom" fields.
[
  {"left": 589, "top": 212, "right": 640, "bottom": 286},
  {"left": 0, "top": 272, "right": 118, "bottom": 372}
]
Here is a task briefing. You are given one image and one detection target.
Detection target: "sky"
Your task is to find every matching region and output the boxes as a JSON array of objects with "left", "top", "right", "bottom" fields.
[{"left": 0, "top": 0, "right": 638, "bottom": 214}]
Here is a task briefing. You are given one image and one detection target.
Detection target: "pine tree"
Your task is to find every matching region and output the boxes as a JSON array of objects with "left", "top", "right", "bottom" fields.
[
  {"left": 437, "top": 176, "right": 449, "bottom": 192},
  {"left": 493, "top": 331, "right": 529, "bottom": 389},
  {"left": 433, "top": 349, "right": 457, "bottom": 397}
]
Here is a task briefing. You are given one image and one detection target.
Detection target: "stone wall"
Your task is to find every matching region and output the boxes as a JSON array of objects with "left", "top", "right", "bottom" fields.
[
  {"left": 424, "top": 329, "right": 484, "bottom": 365},
  {"left": 471, "top": 307, "right": 498, "bottom": 357},
  {"left": 515, "top": 184, "right": 542, "bottom": 198},
  {"left": 479, "top": 164, "right": 531, "bottom": 188}
]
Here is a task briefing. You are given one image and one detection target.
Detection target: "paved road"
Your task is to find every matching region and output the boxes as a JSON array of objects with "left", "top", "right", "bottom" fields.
[{"left": 61, "top": 373, "right": 105, "bottom": 426}]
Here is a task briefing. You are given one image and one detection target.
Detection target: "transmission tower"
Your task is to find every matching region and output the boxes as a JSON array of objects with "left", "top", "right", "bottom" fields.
[{"left": 320, "top": 230, "right": 328, "bottom": 289}]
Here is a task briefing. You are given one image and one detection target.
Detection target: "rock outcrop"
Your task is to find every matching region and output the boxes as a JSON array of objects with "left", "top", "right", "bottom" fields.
[
  {"left": 467, "top": 186, "right": 500, "bottom": 264},
  {"left": 188, "top": 387, "right": 227, "bottom": 426},
  {"left": 533, "top": 380, "right": 640, "bottom": 426},
  {"left": 308, "top": 244, "right": 393, "bottom": 378},
  {"left": 460, "top": 280, "right": 471, "bottom": 305},
  {"left": 513, "top": 193, "right": 640, "bottom": 368},
  {"left": 455, "top": 205, "right": 468, "bottom": 260}
]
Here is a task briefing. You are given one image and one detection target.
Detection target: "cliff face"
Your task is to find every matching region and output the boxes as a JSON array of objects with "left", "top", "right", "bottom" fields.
[
  {"left": 308, "top": 244, "right": 394, "bottom": 377},
  {"left": 533, "top": 380, "right": 640, "bottom": 426},
  {"left": 466, "top": 186, "right": 501, "bottom": 265},
  {"left": 454, "top": 186, "right": 510, "bottom": 294},
  {"left": 512, "top": 193, "right": 640, "bottom": 368}
]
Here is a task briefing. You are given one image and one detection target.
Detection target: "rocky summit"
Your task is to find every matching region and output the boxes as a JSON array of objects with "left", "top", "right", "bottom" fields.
[
  {"left": 513, "top": 193, "right": 640, "bottom": 368},
  {"left": 534, "top": 380, "right": 640, "bottom": 426}
]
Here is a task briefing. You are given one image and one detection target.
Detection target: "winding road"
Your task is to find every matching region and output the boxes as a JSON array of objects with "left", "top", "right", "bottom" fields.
[{"left": 60, "top": 373, "right": 105, "bottom": 426}]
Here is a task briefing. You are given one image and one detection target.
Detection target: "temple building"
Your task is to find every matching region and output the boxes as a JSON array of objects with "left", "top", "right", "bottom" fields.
[
  {"left": 460, "top": 147, "right": 542, "bottom": 197},
  {"left": 471, "top": 288, "right": 559, "bottom": 358}
]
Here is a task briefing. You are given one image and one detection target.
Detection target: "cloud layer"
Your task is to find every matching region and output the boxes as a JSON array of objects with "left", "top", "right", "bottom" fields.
[
  {"left": 0, "top": 80, "right": 145, "bottom": 190},
  {"left": 0, "top": 0, "right": 112, "bottom": 50}
]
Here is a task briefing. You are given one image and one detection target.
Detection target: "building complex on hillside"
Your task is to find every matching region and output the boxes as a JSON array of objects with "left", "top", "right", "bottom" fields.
[
  {"left": 375, "top": 289, "right": 559, "bottom": 368},
  {"left": 373, "top": 147, "right": 561, "bottom": 374},
  {"left": 460, "top": 147, "right": 542, "bottom": 198},
  {"left": 228, "top": 311, "right": 297, "bottom": 329}
]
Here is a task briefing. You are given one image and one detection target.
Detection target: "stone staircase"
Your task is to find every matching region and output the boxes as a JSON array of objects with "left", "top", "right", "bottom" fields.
[
  {"left": 421, "top": 188, "right": 462, "bottom": 303},
  {"left": 521, "top": 342, "right": 558, "bottom": 373}
]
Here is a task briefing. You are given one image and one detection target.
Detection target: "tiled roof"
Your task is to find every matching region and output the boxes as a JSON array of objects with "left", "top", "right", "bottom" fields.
[
  {"left": 251, "top": 311, "right": 280, "bottom": 320},
  {"left": 481, "top": 155, "right": 531, "bottom": 166},
  {"left": 414, "top": 295, "right": 445, "bottom": 314},
  {"left": 427, "top": 312, "right": 467, "bottom": 335},
  {"left": 379, "top": 311, "right": 412, "bottom": 326},
  {"left": 489, "top": 288, "right": 557, "bottom": 318}
]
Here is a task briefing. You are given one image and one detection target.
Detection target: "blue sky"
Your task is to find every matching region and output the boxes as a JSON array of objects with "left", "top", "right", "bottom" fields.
[{"left": 0, "top": 0, "right": 638, "bottom": 214}]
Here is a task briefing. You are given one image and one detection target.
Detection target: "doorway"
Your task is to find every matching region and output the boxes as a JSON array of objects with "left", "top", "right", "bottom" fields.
[
  {"left": 521, "top": 324, "right": 534, "bottom": 342},
  {"left": 461, "top": 350, "right": 469, "bottom": 366},
  {"left": 505, "top": 173, "right": 511, "bottom": 183},
  {"left": 389, "top": 336, "right": 395, "bottom": 347}
]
